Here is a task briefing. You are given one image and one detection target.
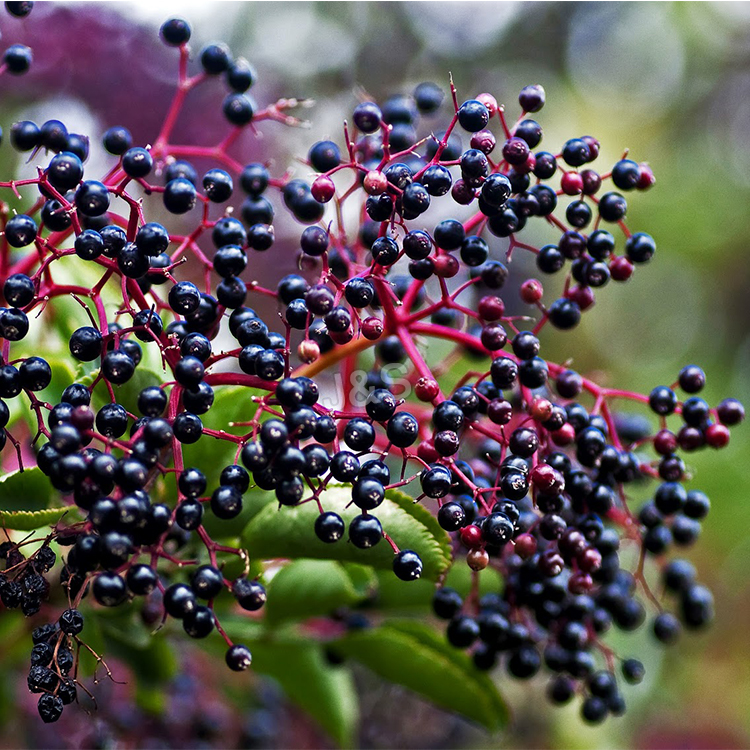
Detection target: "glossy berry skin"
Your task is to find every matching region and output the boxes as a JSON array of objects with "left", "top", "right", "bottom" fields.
[
  {"left": 457, "top": 100, "right": 490, "bottom": 132},
  {"left": 519, "top": 84, "right": 545, "bottom": 112},
  {"left": 392, "top": 550, "right": 423, "bottom": 581},
  {"left": 4, "top": 216, "right": 38, "bottom": 249},
  {"left": 437, "top": 501, "right": 466, "bottom": 531},
  {"left": 598, "top": 192, "right": 627, "bottom": 222},
  {"left": 191, "top": 565, "right": 224, "bottom": 600},
  {"left": 223, "top": 93, "right": 255, "bottom": 126},
  {"left": 183, "top": 605, "right": 215, "bottom": 638},
  {"left": 160, "top": 17, "right": 191, "bottom": 46},
  {"left": 122, "top": 147, "right": 153, "bottom": 178},
  {"left": 126, "top": 564, "right": 158, "bottom": 595},
  {"left": 226, "top": 644, "right": 252, "bottom": 671},
  {"left": 315, "top": 512, "right": 345, "bottom": 543},
  {"left": 232, "top": 579, "right": 266, "bottom": 611},
  {"left": 163, "top": 583, "right": 197, "bottom": 619},
  {"left": 4, "top": 44, "right": 32, "bottom": 75},
  {"left": 92, "top": 572, "right": 127, "bottom": 607},
  {"left": 349, "top": 514, "right": 383, "bottom": 548}
]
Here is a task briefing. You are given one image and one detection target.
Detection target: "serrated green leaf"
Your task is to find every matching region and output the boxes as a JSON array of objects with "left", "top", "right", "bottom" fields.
[
  {"left": 0, "top": 467, "right": 56, "bottom": 512},
  {"left": 334, "top": 619, "right": 508, "bottom": 732},
  {"left": 242, "top": 486, "right": 452, "bottom": 580},
  {"left": 0, "top": 507, "right": 69, "bottom": 531},
  {"left": 217, "top": 621, "right": 358, "bottom": 748},
  {"left": 265, "top": 559, "right": 372, "bottom": 625}
]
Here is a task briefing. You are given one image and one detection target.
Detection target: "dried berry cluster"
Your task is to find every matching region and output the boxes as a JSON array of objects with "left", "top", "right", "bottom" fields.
[{"left": 0, "top": 7, "right": 744, "bottom": 728}]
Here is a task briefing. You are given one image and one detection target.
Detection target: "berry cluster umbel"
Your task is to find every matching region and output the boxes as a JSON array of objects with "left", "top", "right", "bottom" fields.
[{"left": 0, "top": 9, "right": 744, "bottom": 728}]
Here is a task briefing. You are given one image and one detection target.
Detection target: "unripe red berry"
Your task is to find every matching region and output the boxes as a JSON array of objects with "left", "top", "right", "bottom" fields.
[
  {"left": 514, "top": 533, "right": 537, "bottom": 559},
  {"left": 478, "top": 295, "right": 505, "bottom": 321},
  {"left": 363, "top": 170, "right": 388, "bottom": 195},
  {"left": 637, "top": 163, "right": 655, "bottom": 190},
  {"left": 705, "top": 423, "right": 730, "bottom": 448},
  {"left": 71, "top": 405, "right": 94, "bottom": 431},
  {"left": 476, "top": 93, "right": 498, "bottom": 116},
  {"left": 568, "top": 572, "right": 593, "bottom": 594},
  {"left": 551, "top": 423, "right": 575, "bottom": 445},
  {"left": 581, "top": 169, "right": 602, "bottom": 195},
  {"left": 415, "top": 377, "right": 440, "bottom": 402},
  {"left": 654, "top": 429, "right": 678, "bottom": 455},
  {"left": 297, "top": 339, "right": 320, "bottom": 364},
  {"left": 487, "top": 399, "right": 512, "bottom": 425},
  {"left": 329, "top": 328, "right": 353, "bottom": 345},
  {"left": 610, "top": 256, "right": 634, "bottom": 282},
  {"left": 502, "top": 137, "right": 529, "bottom": 165},
  {"left": 531, "top": 464, "right": 565, "bottom": 494},
  {"left": 470, "top": 129, "right": 496, "bottom": 154},
  {"left": 519, "top": 152, "right": 537, "bottom": 174},
  {"left": 434, "top": 254, "right": 459, "bottom": 278},
  {"left": 531, "top": 397, "right": 553, "bottom": 422},
  {"left": 520, "top": 278, "right": 543, "bottom": 304},
  {"left": 451, "top": 179, "right": 475, "bottom": 205},
  {"left": 677, "top": 425, "right": 704, "bottom": 451},
  {"left": 578, "top": 547, "right": 602, "bottom": 573},
  {"left": 581, "top": 135, "right": 600, "bottom": 160},
  {"left": 311, "top": 175, "right": 335, "bottom": 203},
  {"left": 566, "top": 284, "right": 595, "bottom": 311},
  {"left": 417, "top": 440, "right": 439, "bottom": 464},
  {"left": 467, "top": 548, "right": 489, "bottom": 571},
  {"left": 460, "top": 525, "right": 483, "bottom": 548},
  {"left": 539, "top": 550, "right": 564, "bottom": 577},
  {"left": 559, "top": 528, "right": 586, "bottom": 558},
  {"left": 361, "top": 316, "right": 383, "bottom": 340},
  {"left": 561, "top": 172, "right": 583, "bottom": 196}
]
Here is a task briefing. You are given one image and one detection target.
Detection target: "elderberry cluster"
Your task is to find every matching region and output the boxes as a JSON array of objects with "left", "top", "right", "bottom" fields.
[{"left": 0, "top": 9, "right": 744, "bottom": 730}]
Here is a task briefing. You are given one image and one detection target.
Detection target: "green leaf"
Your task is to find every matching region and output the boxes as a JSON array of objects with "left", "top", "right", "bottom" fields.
[
  {"left": 334, "top": 619, "right": 508, "bottom": 731},
  {"left": 218, "top": 621, "right": 358, "bottom": 748},
  {"left": 0, "top": 507, "right": 69, "bottom": 531},
  {"left": 0, "top": 467, "right": 56, "bottom": 512},
  {"left": 242, "top": 486, "right": 452, "bottom": 580},
  {"left": 265, "top": 559, "right": 374, "bottom": 625}
]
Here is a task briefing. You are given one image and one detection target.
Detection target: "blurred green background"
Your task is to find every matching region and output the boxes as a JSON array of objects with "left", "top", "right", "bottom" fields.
[{"left": 1, "top": 2, "right": 749, "bottom": 748}]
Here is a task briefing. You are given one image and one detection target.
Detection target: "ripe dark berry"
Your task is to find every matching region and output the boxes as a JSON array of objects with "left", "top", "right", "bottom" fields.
[
  {"left": 226, "top": 644, "right": 252, "bottom": 671},
  {"left": 122, "top": 147, "right": 153, "bottom": 178},
  {"left": 611, "top": 159, "right": 641, "bottom": 190},
  {"left": 392, "top": 550, "right": 423, "bottom": 581},
  {"left": 457, "top": 100, "right": 490, "bottom": 132},
  {"left": 547, "top": 298, "right": 581, "bottom": 330},
  {"left": 349, "top": 514, "right": 382, "bottom": 548},
  {"left": 126, "top": 564, "right": 158, "bottom": 595},
  {"left": 191, "top": 565, "right": 224, "bottom": 600},
  {"left": 163, "top": 583, "right": 197, "bottom": 619},
  {"left": 5, "top": 216, "right": 38, "bottom": 249},
  {"left": 92, "top": 571, "right": 127, "bottom": 607},
  {"left": 160, "top": 17, "right": 191, "bottom": 46},
  {"left": 519, "top": 84, "right": 545, "bottom": 112},
  {"left": 315, "top": 511, "right": 345, "bottom": 543},
  {"left": 598, "top": 191, "right": 627, "bottom": 222},
  {"left": 446, "top": 616, "right": 480, "bottom": 648},
  {"left": 4, "top": 44, "right": 32, "bottom": 75},
  {"left": 232, "top": 579, "right": 266, "bottom": 611}
]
